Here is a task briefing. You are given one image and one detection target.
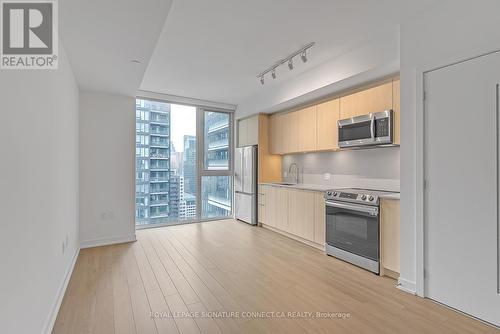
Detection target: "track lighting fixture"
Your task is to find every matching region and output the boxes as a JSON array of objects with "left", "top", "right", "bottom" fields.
[
  {"left": 256, "top": 42, "right": 315, "bottom": 85},
  {"left": 301, "top": 50, "right": 307, "bottom": 63}
]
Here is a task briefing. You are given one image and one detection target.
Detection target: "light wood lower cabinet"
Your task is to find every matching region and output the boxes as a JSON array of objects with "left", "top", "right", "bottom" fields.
[
  {"left": 259, "top": 185, "right": 325, "bottom": 248},
  {"left": 313, "top": 192, "right": 326, "bottom": 245},
  {"left": 262, "top": 185, "right": 288, "bottom": 230},
  {"left": 288, "top": 189, "right": 315, "bottom": 241},
  {"left": 380, "top": 198, "right": 400, "bottom": 278}
]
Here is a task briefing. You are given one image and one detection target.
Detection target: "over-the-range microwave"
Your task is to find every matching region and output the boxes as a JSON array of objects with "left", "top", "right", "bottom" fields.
[{"left": 338, "top": 110, "right": 394, "bottom": 149}]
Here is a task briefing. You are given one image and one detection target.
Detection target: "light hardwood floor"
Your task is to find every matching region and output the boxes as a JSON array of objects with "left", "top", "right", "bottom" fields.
[{"left": 53, "top": 219, "right": 497, "bottom": 334}]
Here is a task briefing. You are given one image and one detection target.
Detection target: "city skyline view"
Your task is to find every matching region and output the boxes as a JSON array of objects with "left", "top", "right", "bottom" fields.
[{"left": 135, "top": 99, "right": 232, "bottom": 226}]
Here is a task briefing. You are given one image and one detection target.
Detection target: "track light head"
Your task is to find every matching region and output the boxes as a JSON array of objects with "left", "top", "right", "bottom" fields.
[
  {"left": 301, "top": 50, "right": 307, "bottom": 63},
  {"left": 288, "top": 58, "right": 293, "bottom": 70},
  {"left": 271, "top": 69, "right": 276, "bottom": 79},
  {"left": 260, "top": 75, "right": 264, "bottom": 85}
]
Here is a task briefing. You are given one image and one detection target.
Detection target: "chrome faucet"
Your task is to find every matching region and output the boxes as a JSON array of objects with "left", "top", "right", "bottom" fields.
[{"left": 287, "top": 162, "right": 299, "bottom": 184}]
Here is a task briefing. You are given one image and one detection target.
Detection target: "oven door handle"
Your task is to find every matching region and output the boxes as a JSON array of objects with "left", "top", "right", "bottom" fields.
[{"left": 325, "top": 200, "right": 379, "bottom": 216}]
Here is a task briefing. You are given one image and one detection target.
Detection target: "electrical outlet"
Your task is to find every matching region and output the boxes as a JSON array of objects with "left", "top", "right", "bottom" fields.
[{"left": 323, "top": 173, "right": 331, "bottom": 181}]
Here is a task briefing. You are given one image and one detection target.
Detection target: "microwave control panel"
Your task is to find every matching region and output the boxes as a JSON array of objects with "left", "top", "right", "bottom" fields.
[{"left": 375, "top": 118, "right": 389, "bottom": 137}]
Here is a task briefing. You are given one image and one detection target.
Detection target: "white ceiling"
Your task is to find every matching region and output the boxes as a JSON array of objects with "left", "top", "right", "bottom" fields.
[
  {"left": 60, "top": 0, "right": 173, "bottom": 96},
  {"left": 140, "top": 0, "right": 437, "bottom": 105}
]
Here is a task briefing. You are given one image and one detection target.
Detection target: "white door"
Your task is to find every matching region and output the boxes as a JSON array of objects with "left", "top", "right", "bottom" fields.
[{"left": 424, "top": 51, "right": 500, "bottom": 326}]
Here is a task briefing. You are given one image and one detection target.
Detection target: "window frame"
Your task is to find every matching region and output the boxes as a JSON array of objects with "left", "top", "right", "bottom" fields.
[
  {"left": 196, "top": 107, "right": 234, "bottom": 220},
  {"left": 134, "top": 96, "right": 234, "bottom": 229}
]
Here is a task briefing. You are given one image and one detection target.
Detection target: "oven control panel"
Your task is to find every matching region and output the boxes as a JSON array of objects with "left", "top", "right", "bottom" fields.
[{"left": 324, "top": 190, "right": 378, "bottom": 205}]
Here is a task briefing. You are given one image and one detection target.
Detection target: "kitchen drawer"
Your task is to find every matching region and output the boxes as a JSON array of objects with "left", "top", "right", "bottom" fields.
[{"left": 258, "top": 193, "right": 266, "bottom": 205}]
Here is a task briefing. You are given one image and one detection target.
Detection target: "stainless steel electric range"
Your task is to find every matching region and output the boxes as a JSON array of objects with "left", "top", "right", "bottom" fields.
[{"left": 324, "top": 188, "right": 396, "bottom": 274}]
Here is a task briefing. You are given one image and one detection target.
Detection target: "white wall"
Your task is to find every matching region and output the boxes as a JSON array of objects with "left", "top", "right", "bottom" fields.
[
  {"left": 79, "top": 91, "right": 136, "bottom": 248},
  {"left": 0, "top": 45, "right": 79, "bottom": 334},
  {"left": 236, "top": 30, "right": 400, "bottom": 118},
  {"left": 400, "top": 0, "right": 500, "bottom": 294}
]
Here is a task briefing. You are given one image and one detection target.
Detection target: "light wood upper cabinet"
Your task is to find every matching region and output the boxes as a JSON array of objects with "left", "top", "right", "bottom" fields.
[
  {"left": 257, "top": 115, "right": 282, "bottom": 183},
  {"left": 339, "top": 81, "right": 393, "bottom": 120},
  {"left": 380, "top": 198, "right": 400, "bottom": 278},
  {"left": 270, "top": 113, "right": 284, "bottom": 154},
  {"left": 392, "top": 78, "right": 400, "bottom": 145},
  {"left": 238, "top": 115, "right": 258, "bottom": 147},
  {"left": 268, "top": 77, "right": 400, "bottom": 155},
  {"left": 298, "top": 106, "right": 317, "bottom": 152},
  {"left": 316, "top": 99, "right": 340, "bottom": 151},
  {"left": 282, "top": 111, "right": 299, "bottom": 153},
  {"left": 288, "top": 189, "right": 315, "bottom": 241}
]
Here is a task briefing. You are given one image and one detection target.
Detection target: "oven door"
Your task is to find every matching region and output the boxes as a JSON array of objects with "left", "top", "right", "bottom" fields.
[{"left": 325, "top": 201, "right": 379, "bottom": 261}]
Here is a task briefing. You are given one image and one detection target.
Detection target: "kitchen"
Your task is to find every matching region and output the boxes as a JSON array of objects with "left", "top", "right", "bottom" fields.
[{"left": 235, "top": 77, "right": 401, "bottom": 278}]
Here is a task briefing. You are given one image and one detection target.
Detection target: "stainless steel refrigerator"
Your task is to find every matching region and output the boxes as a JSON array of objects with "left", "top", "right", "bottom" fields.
[{"left": 234, "top": 145, "right": 257, "bottom": 225}]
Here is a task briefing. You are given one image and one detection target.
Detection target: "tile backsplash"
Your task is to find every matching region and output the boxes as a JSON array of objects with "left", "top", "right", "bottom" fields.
[{"left": 282, "top": 146, "right": 400, "bottom": 191}]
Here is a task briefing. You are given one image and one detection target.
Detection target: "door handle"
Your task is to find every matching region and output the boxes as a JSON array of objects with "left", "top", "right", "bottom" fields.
[
  {"left": 370, "top": 115, "right": 375, "bottom": 141},
  {"left": 325, "top": 200, "right": 379, "bottom": 216},
  {"left": 496, "top": 83, "right": 500, "bottom": 294}
]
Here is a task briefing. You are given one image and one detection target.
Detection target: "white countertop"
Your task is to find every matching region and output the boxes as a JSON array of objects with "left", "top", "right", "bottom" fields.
[
  {"left": 259, "top": 182, "right": 333, "bottom": 192},
  {"left": 379, "top": 193, "right": 400, "bottom": 200},
  {"left": 259, "top": 182, "right": 400, "bottom": 200}
]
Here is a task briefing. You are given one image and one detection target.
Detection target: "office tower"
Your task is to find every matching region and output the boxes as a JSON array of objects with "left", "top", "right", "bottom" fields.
[
  {"left": 135, "top": 99, "right": 171, "bottom": 225},
  {"left": 202, "top": 112, "right": 231, "bottom": 217},
  {"left": 183, "top": 135, "right": 196, "bottom": 196}
]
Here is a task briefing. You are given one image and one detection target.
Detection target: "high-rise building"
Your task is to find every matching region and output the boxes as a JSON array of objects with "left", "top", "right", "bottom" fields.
[
  {"left": 202, "top": 112, "right": 231, "bottom": 218},
  {"left": 168, "top": 172, "right": 180, "bottom": 218},
  {"left": 135, "top": 99, "right": 171, "bottom": 225},
  {"left": 204, "top": 112, "right": 229, "bottom": 169},
  {"left": 183, "top": 135, "right": 196, "bottom": 196}
]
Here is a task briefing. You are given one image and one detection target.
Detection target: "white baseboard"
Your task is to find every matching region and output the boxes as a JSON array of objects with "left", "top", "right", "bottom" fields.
[
  {"left": 397, "top": 277, "right": 417, "bottom": 295},
  {"left": 43, "top": 247, "right": 80, "bottom": 334},
  {"left": 80, "top": 234, "right": 136, "bottom": 249}
]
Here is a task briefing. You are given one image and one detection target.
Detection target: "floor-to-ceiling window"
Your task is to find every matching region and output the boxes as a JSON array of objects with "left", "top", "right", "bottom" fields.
[
  {"left": 200, "top": 111, "right": 232, "bottom": 219},
  {"left": 135, "top": 99, "right": 232, "bottom": 227}
]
